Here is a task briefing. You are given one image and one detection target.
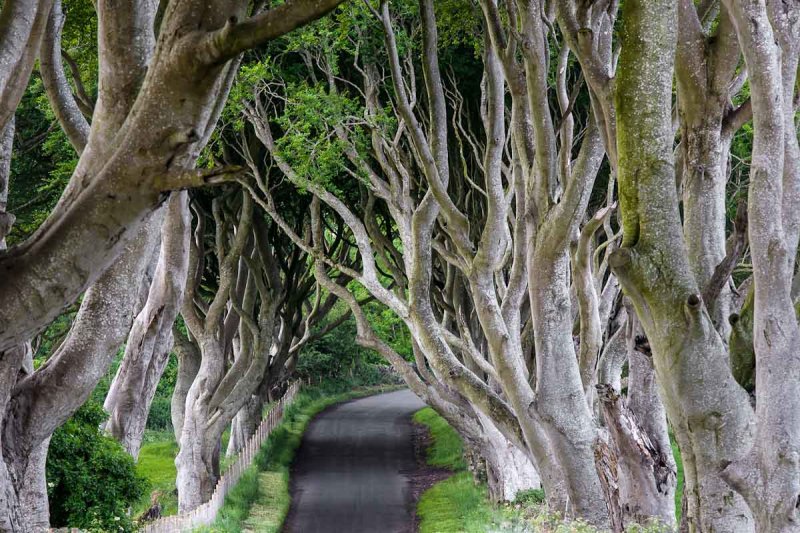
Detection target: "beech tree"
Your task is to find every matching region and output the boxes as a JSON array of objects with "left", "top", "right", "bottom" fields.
[
  {"left": 0, "top": 0, "right": 346, "bottom": 528},
  {"left": 235, "top": 0, "right": 643, "bottom": 523},
  {"left": 0, "top": 0, "right": 798, "bottom": 530},
  {"left": 608, "top": 0, "right": 799, "bottom": 530}
]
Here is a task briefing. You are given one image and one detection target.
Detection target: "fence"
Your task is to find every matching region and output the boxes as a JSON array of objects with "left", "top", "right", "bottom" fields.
[{"left": 142, "top": 381, "right": 301, "bottom": 532}]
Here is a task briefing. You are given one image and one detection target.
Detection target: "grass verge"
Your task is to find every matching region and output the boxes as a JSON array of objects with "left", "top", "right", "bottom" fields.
[
  {"left": 415, "top": 408, "right": 679, "bottom": 533},
  {"left": 200, "top": 381, "right": 402, "bottom": 532},
  {"left": 414, "top": 407, "right": 507, "bottom": 533}
]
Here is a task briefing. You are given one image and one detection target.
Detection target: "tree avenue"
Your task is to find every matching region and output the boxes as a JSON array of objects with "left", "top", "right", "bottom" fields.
[{"left": 0, "top": 0, "right": 797, "bottom": 532}]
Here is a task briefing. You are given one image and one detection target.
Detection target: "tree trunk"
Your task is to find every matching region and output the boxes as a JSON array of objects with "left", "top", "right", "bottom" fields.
[
  {"left": 596, "top": 335, "right": 676, "bottom": 528},
  {"left": 478, "top": 413, "right": 541, "bottom": 502},
  {"left": 596, "top": 309, "right": 629, "bottom": 395},
  {"left": 720, "top": 1, "right": 800, "bottom": 529},
  {"left": 175, "top": 411, "right": 218, "bottom": 511},
  {"left": 681, "top": 121, "right": 734, "bottom": 339},
  {"left": 226, "top": 389, "right": 264, "bottom": 458},
  {"left": 529, "top": 252, "right": 609, "bottom": 525},
  {"left": 171, "top": 328, "right": 201, "bottom": 443},
  {"left": 0, "top": 345, "right": 29, "bottom": 531},
  {"left": 14, "top": 439, "right": 50, "bottom": 531},
  {"left": 104, "top": 192, "right": 190, "bottom": 459},
  {"left": 612, "top": 1, "right": 755, "bottom": 529},
  {"left": 175, "top": 337, "right": 225, "bottom": 512},
  {"left": 626, "top": 336, "right": 677, "bottom": 523}
]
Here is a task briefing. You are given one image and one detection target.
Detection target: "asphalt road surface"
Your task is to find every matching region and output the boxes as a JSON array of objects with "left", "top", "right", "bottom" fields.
[{"left": 282, "top": 389, "right": 426, "bottom": 533}]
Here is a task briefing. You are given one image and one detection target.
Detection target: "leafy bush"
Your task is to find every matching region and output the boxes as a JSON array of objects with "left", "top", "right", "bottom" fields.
[
  {"left": 47, "top": 400, "right": 149, "bottom": 531},
  {"left": 296, "top": 317, "right": 390, "bottom": 384},
  {"left": 146, "top": 396, "right": 173, "bottom": 431},
  {"left": 145, "top": 351, "right": 178, "bottom": 431}
]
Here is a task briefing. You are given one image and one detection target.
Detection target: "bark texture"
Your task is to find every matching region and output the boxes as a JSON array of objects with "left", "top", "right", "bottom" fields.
[
  {"left": 611, "top": 0, "right": 755, "bottom": 530},
  {"left": 104, "top": 192, "right": 190, "bottom": 459}
]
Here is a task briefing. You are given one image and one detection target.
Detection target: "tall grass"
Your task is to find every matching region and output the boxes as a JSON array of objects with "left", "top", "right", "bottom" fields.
[{"left": 412, "top": 408, "right": 466, "bottom": 470}]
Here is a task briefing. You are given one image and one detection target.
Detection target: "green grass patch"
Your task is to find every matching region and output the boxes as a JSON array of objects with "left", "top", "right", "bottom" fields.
[
  {"left": 417, "top": 471, "right": 498, "bottom": 533},
  {"left": 135, "top": 432, "right": 179, "bottom": 517},
  {"left": 412, "top": 407, "right": 466, "bottom": 470},
  {"left": 414, "top": 407, "right": 504, "bottom": 533}
]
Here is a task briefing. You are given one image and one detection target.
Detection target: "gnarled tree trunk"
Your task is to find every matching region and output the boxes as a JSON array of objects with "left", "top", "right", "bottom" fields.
[{"left": 104, "top": 192, "right": 190, "bottom": 459}]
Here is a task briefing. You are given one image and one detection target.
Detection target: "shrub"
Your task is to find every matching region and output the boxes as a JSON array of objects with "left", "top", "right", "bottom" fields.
[
  {"left": 47, "top": 400, "right": 149, "bottom": 531},
  {"left": 146, "top": 396, "right": 173, "bottom": 431}
]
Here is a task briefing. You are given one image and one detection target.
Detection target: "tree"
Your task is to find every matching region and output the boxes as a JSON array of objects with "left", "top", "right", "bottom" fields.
[
  {"left": 103, "top": 192, "right": 191, "bottom": 460},
  {"left": 608, "top": 0, "right": 800, "bottom": 530},
  {"left": 0, "top": 1, "right": 348, "bottom": 528}
]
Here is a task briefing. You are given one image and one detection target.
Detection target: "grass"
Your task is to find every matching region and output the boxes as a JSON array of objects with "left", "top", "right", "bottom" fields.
[
  {"left": 415, "top": 408, "right": 682, "bottom": 533},
  {"left": 414, "top": 407, "right": 507, "bottom": 533},
  {"left": 135, "top": 431, "right": 179, "bottom": 517},
  {"left": 412, "top": 408, "right": 466, "bottom": 470},
  {"left": 200, "top": 380, "right": 403, "bottom": 532}
]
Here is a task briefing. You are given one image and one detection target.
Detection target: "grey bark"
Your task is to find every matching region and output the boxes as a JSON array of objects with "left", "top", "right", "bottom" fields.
[
  {"left": 720, "top": 1, "right": 800, "bottom": 530},
  {"left": 104, "top": 192, "right": 190, "bottom": 459},
  {"left": 610, "top": 1, "right": 756, "bottom": 530},
  {"left": 596, "top": 383, "right": 676, "bottom": 529},
  {"left": 0, "top": 0, "right": 348, "bottom": 354},
  {"left": 476, "top": 411, "right": 541, "bottom": 502},
  {"left": 676, "top": 1, "right": 744, "bottom": 340},
  {"left": 171, "top": 326, "right": 201, "bottom": 444},
  {"left": 609, "top": 326, "right": 677, "bottom": 527}
]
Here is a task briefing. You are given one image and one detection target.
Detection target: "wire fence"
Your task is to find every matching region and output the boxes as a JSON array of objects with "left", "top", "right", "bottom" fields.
[{"left": 141, "top": 381, "right": 301, "bottom": 532}]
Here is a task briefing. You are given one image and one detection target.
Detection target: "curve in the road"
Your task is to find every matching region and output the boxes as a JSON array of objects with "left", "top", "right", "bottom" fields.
[{"left": 282, "top": 389, "right": 426, "bottom": 533}]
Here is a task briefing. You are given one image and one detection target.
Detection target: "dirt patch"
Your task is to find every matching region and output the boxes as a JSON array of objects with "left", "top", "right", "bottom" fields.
[{"left": 407, "top": 420, "right": 453, "bottom": 532}]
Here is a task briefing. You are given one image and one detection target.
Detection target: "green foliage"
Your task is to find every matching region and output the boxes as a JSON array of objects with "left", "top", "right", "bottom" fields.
[
  {"left": 364, "top": 298, "right": 413, "bottom": 359},
  {"left": 514, "top": 488, "right": 547, "bottom": 505},
  {"left": 146, "top": 397, "right": 173, "bottom": 432},
  {"left": 47, "top": 400, "right": 148, "bottom": 531},
  {"left": 296, "top": 316, "right": 392, "bottom": 384},
  {"left": 7, "top": 79, "right": 70, "bottom": 245},
  {"left": 273, "top": 82, "right": 371, "bottom": 192}
]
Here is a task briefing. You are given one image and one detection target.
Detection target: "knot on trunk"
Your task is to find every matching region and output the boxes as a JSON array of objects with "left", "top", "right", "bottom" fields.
[
  {"left": 596, "top": 383, "right": 620, "bottom": 403},
  {"left": 634, "top": 335, "right": 652, "bottom": 357}
]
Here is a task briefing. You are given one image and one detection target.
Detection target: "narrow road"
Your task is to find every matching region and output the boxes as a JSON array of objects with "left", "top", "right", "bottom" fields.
[{"left": 283, "top": 389, "right": 426, "bottom": 533}]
